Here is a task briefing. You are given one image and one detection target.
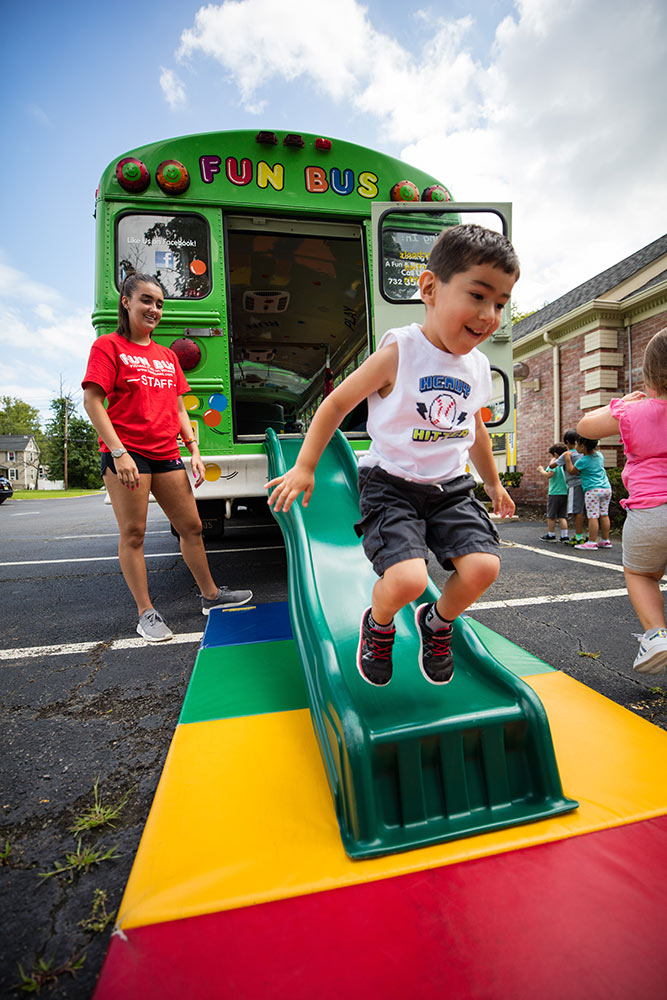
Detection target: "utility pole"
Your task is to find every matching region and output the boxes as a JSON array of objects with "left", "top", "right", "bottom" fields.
[
  {"left": 59, "top": 376, "right": 70, "bottom": 490},
  {"left": 64, "top": 401, "right": 69, "bottom": 490}
]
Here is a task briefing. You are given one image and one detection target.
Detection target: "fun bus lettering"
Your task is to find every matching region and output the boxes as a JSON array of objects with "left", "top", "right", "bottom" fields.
[{"left": 199, "top": 155, "right": 378, "bottom": 199}]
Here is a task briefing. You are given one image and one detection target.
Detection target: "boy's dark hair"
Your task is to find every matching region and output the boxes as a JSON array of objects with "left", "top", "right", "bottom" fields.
[
  {"left": 548, "top": 444, "right": 567, "bottom": 456},
  {"left": 576, "top": 435, "right": 598, "bottom": 453},
  {"left": 427, "top": 224, "right": 520, "bottom": 284},
  {"left": 642, "top": 328, "right": 667, "bottom": 395},
  {"left": 117, "top": 272, "right": 164, "bottom": 339},
  {"left": 563, "top": 429, "right": 577, "bottom": 445}
]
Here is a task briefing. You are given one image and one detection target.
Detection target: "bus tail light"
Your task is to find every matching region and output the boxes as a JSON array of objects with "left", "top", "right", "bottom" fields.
[
  {"left": 390, "top": 180, "right": 420, "bottom": 202},
  {"left": 315, "top": 137, "right": 332, "bottom": 151},
  {"left": 170, "top": 337, "right": 202, "bottom": 371},
  {"left": 116, "top": 158, "right": 150, "bottom": 192},
  {"left": 422, "top": 185, "right": 451, "bottom": 202},
  {"left": 156, "top": 160, "right": 190, "bottom": 195},
  {"left": 283, "top": 133, "right": 305, "bottom": 148}
]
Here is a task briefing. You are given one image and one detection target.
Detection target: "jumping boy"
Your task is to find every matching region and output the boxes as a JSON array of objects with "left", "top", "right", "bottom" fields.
[{"left": 267, "top": 224, "right": 519, "bottom": 687}]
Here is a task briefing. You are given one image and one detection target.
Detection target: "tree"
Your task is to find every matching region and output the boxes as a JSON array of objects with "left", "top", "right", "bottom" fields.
[
  {"left": 43, "top": 396, "right": 100, "bottom": 489},
  {"left": 0, "top": 396, "right": 46, "bottom": 448}
]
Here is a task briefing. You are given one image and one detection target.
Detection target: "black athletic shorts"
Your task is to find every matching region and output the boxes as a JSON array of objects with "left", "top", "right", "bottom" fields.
[
  {"left": 101, "top": 450, "right": 185, "bottom": 476},
  {"left": 354, "top": 465, "right": 500, "bottom": 576}
]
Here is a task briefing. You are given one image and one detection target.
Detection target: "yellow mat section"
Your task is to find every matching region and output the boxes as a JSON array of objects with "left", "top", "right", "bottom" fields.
[{"left": 116, "top": 670, "right": 667, "bottom": 931}]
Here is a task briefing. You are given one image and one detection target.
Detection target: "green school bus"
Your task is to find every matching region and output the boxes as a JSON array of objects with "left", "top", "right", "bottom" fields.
[{"left": 93, "top": 129, "right": 514, "bottom": 535}]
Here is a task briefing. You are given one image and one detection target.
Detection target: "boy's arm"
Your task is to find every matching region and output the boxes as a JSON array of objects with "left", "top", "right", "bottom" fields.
[
  {"left": 537, "top": 465, "right": 554, "bottom": 478},
  {"left": 468, "top": 413, "right": 515, "bottom": 518},
  {"left": 266, "top": 342, "right": 398, "bottom": 512}
]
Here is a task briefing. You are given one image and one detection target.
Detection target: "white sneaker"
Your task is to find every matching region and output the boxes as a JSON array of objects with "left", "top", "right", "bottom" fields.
[
  {"left": 633, "top": 628, "right": 667, "bottom": 675},
  {"left": 137, "top": 608, "right": 174, "bottom": 642}
]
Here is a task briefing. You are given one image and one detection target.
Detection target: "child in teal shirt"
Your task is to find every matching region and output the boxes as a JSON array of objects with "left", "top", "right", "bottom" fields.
[
  {"left": 537, "top": 443, "right": 569, "bottom": 541},
  {"left": 565, "top": 436, "right": 612, "bottom": 550}
]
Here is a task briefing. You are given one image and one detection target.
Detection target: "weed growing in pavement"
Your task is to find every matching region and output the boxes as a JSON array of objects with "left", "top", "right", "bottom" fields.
[
  {"left": 14, "top": 952, "right": 85, "bottom": 994},
  {"left": 39, "top": 840, "right": 120, "bottom": 881},
  {"left": 78, "top": 888, "right": 116, "bottom": 934},
  {"left": 578, "top": 650, "right": 601, "bottom": 659},
  {"left": 0, "top": 838, "right": 13, "bottom": 865},
  {"left": 69, "top": 778, "right": 129, "bottom": 835}
]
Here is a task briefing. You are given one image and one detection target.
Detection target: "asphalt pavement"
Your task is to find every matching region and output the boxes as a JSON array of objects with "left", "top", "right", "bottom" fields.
[{"left": 0, "top": 494, "right": 664, "bottom": 997}]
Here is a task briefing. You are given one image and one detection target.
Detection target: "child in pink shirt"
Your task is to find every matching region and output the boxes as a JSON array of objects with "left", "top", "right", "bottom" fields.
[{"left": 577, "top": 329, "right": 667, "bottom": 674}]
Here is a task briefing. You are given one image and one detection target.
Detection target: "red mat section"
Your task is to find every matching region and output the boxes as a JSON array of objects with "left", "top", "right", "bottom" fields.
[{"left": 95, "top": 816, "right": 667, "bottom": 1000}]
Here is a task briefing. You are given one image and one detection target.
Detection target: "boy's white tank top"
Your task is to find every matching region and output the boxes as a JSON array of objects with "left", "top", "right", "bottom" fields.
[{"left": 358, "top": 323, "right": 493, "bottom": 484}]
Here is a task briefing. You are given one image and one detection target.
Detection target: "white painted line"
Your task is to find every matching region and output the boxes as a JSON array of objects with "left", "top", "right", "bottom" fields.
[
  {"left": 500, "top": 541, "right": 627, "bottom": 573},
  {"left": 0, "top": 545, "right": 285, "bottom": 568},
  {"left": 0, "top": 632, "right": 204, "bottom": 661},
  {"left": 11, "top": 512, "right": 37, "bottom": 516}
]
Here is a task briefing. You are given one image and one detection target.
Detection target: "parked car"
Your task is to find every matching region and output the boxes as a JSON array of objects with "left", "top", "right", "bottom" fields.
[{"left": 0, "top": 477, "right": 13, "bottom": 503}]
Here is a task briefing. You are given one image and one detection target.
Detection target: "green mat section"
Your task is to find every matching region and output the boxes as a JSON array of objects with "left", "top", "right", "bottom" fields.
[
  {"left": 465, "top": 618, "right": 556, "bottom": 677},
  {"left": 179, "top": 620, "right": 554, "bottom": 726},
  {"left": 179, "top": 640, "right": 308, "bottom": 725}
]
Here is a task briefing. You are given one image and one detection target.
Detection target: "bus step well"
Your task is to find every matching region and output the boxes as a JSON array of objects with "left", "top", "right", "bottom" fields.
[{"left": 264, "top": 429, "right": 577, "bottom": 859}]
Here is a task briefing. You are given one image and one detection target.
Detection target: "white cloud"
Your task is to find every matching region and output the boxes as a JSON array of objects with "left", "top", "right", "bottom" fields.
[
  {"left": 171, "top": 0, "right": 667, "bottom": 310},
  {"left": 160, "top": 67, "right": 187, "bottom": 109},
  {"left": 0, "top": 255, "right": 94, "bottom": 423}
]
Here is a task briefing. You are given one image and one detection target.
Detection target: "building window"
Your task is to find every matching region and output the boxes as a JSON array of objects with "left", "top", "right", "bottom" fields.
[
  {"left": 8, "top": 451, "right": 16, "bottom": 461},
  {"left": 8, "top": 468, "right": 18, "bottom": 481}
]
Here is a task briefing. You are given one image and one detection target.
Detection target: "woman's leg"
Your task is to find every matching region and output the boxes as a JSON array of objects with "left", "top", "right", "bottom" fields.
[
  {"left": 150, "top": 471, "right": 218, "bottom": 599},
  {"left": 103, "top": 469, "right": 152, "bottom": 614},
  {"left": 624, "top": 568, "right": 666, "bottom": 632}
]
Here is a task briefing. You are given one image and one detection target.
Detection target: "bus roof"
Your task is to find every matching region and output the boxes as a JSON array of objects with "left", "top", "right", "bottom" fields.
[{"left": 98, "top": 128, "right": 452, "bottom": 218}]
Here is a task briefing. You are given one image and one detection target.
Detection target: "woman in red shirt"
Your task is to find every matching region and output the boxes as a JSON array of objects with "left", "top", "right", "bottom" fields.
[{"left": 83, "top": 273, "right": 251, "bottom": 641}]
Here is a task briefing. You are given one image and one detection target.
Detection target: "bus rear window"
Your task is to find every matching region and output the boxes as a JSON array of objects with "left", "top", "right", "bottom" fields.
[
  {"left": 116, "top": 213, "right": 211, "bottom": 299},
  {"left": 381, "top": 227, "right": 438, "bottom": 301}
]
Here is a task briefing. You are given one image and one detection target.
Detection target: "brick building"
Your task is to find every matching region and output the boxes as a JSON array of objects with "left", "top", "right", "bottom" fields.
[{"left": 511, "top": 233, "right": 667, "bottom": 504}]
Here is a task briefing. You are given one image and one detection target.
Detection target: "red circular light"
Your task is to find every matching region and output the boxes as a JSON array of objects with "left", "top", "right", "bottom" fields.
[
  {"left": 390, "top": 180, "right": 420, "bottom": 202},
  {"left": 422, "top": 185, "right": 451, "bottom": 203},
  {"left": 204, "top": 409, "right": 222, "bottom": 427},
  {"left": 170, "top": 337, "right": 202, "bottom": 372},
  {"left": 156, "top": 159, "right": 190, "bottom": 194},
  {"left": 116, "top": 158, "right": 150, "bottom": 193}
]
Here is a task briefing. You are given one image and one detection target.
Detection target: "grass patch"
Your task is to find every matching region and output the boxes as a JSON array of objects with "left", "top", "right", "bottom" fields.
[
  {"left": 15, "top": 952, "right": 85, "bottom": 994},
  {"left": 39, "top": 840, "right": 120, "bottom": 881},
  {"left": 78, "top": 888, "right": 116, "bottom": 934},
  {"left": 10, "top": 489, "right": 104, "bottom": 500},
  {"left": 69, "top": 778, "right": 129, "bottom": 835}
]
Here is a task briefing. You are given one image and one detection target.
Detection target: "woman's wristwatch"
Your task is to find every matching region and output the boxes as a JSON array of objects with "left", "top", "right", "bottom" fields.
[{"left": 111, "top": 447, "right": 127, "bottom": 458}]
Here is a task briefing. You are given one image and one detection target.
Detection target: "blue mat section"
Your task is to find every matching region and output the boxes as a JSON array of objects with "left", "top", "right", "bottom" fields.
[{"left": 201, "top": 601, "right": 293, "bottom": 649}]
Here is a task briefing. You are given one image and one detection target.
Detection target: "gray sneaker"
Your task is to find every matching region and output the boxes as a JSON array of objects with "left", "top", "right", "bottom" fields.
[
  {"left": 137, "top": 609, "right": 174, "bottom": 642},
  {"left": 201, "top": 586, "right": 253, "bottom": 616}
]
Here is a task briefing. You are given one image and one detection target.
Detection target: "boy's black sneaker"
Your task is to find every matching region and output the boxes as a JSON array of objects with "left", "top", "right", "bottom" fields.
[
  {"left": 357, "top": 607, "right": 394, "bottom": 686},
  {"left": 415, "top": 603, "right": 454, "bottom": 684}
]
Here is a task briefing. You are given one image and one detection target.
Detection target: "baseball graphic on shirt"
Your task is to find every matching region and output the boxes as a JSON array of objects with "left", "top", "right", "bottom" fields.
[{"left": 429, "top": 393, "right": 457, "bottom": 430}]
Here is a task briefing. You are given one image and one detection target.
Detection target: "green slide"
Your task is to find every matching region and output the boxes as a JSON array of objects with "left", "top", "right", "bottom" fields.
[{"left": 265, "top": 429, "right": 577, "bottom": 859}]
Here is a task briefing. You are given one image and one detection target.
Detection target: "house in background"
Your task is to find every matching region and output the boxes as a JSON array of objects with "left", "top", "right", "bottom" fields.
[
  {"left": 511, "top": 233, "right": 667, "bottom": 504},
  {"left": 0, "top": 435, "right": 41, "bottom": 490}
]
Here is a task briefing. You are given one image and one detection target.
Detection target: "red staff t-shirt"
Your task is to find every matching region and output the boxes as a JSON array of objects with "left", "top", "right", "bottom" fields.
[{"left": 82, "top": 332, "right": 190, "bottom": 460}]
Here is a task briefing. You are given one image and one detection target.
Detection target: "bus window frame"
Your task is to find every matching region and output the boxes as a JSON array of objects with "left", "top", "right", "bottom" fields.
[
  {"left": 114, "top": 209, "right": 214, "bottom": 301},
  {"left": 376, "top": 205, "right": 509, "bottom": 306}
]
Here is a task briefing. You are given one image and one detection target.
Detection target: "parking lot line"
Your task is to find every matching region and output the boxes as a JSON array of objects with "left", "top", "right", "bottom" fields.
[
  {"left": 0, "top": 545, "right": 285, "bottom": 568},
  {"left": 0, "top": 632, "right": 204, "bottom": 661}
]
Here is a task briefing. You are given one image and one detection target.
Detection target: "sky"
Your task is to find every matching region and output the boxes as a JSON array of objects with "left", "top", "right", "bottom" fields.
[{"left": 1, "top": 0, "right": 666, "bottom": 425}]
